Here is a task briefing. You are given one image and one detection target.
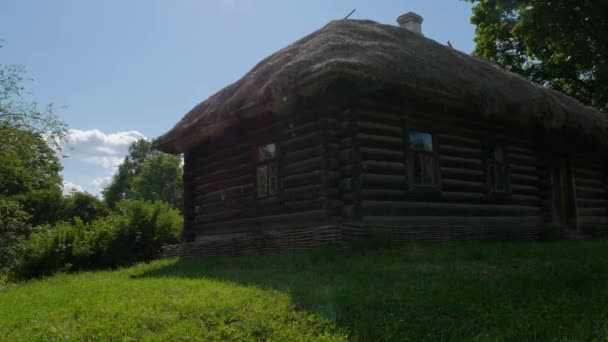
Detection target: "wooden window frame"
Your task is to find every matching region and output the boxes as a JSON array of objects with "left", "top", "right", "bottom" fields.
[
  {"left": 483, "top": 142, "right": 511, "bottom": 198},
  {"left": 254, "top": 141, "right": 280, "bottom": 199},
  {"left": 406, "top": 128, "right": 441, "bottom": 192}
]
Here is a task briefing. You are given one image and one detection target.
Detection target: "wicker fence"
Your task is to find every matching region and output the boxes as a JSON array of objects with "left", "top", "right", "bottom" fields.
[{"left": 162, "top": 223, "right": 541, "bottom": 258}]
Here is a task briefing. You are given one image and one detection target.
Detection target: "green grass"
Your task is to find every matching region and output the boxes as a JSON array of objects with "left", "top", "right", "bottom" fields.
[{"left": 2, "top": 241, "right": 608, "bottom": 341}]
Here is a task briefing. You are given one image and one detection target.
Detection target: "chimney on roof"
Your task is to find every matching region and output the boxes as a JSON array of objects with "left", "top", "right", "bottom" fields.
[{"left": 397, "top": 12, "right": 423, "bottom": 36}]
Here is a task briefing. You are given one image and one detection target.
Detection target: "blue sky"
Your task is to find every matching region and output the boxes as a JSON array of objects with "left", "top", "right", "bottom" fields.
[{"left": 1, "top": 0, "right": 476, "bottom": 195}]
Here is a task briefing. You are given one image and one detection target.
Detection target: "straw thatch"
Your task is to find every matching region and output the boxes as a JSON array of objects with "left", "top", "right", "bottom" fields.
[{"left": 154, "top": 19, "right": 608, "bottom": 154}]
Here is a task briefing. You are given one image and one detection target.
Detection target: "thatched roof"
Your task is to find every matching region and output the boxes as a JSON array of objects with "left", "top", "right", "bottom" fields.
[{"left": 154, "top": 19, "right": 608, "bottom": 154}]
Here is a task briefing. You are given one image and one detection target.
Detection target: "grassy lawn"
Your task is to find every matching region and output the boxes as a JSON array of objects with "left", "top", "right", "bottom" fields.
[{"left": 2, "top": 241, "right": 608, "bottom": 341}]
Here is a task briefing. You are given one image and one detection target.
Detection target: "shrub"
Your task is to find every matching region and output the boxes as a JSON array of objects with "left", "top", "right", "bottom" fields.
[
  {"left": 0, "top": 197, "right": 32, "bottom": 276},
  {"left": 61, "top": 191, "right": 109, "bottom": 224},
  {"left": 9, "top": 200, "right": 182, "bottom": 280}
]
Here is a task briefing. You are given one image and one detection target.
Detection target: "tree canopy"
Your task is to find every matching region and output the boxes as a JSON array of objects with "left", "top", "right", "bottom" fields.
[
  {"left": 465, "top": 0, "right": 608, "bottom": 112},
  {"left": 103, "top": 139, "right": 183, "bottom": 210}
]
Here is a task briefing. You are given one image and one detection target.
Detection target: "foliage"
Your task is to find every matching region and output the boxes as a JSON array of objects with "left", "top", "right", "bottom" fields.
[
  {"left": 13, "top": 188, "right": 64, "bottom": 227},
  {"left": 0, "top": 128, "right": 62, "bottom": 198},
  {"left": 0, "top": 63, "right": 67, "bottom": 151},
  {"left": 0, "top": 52, "right": 67, "bottom": 234},
  {"left": 0, "top": 197, "right": 31, "bottom": 275},
  {"left": 132, "top": 154, "right": 183, "bottom": 210},
  {"left": 103, "top": 139, "right": 183, "bottom": 210},
  {"left": 2, "top": 242, "right": 608, "bottom": 340},
  {"left": 103, "top": 139, "right": 157, "bottom": 207},
  {"left": 9, "top": 200, "right": 182, "bottom": 280},
  {"left": 465, "top": 0, "right": 608, "bottom": 111},
  {"left": 61, "top": 191, "right": 109, "bottom": 225}
]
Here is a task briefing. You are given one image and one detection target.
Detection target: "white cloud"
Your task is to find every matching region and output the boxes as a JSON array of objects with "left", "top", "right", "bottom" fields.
[
  {"left": 62, "top": 180, "right": 84, "bottom": 194},
  {"left": 92, "top": 176, "right": 112, "bottom": 188},
  {"left": 65, "top": 129, "right": 146, "bottom": 169}
]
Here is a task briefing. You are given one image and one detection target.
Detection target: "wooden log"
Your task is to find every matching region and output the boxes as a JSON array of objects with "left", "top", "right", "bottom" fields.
[
  {"left": 441, "top": 191, "right": 486, "bottom": 202},
  {"left": 360, "top": 200, "right": 541, "bottom": 216},
  {"left": 195, "top": 184, "right": 254, "bottom": 203},
  {"left": 196, "top": 162, "right": 251, "bottom": 184},
  {"left": 509, "top": 165, "right": 538, "bottom": 175},
  {"left": 440, "top": 167, "right": 484, "bottom": 182},
  {"left": 359, "top": 147, "right": 404, "bottom": 162},
  {"left": 506, "top": 152, "right": 537, "bottom": 166},
  {"left": 355, "top": 108, "right": 403, "bottom": 125},
  {"left": 442, "top": 179, "right": 485, "bottom": 193},
  {"left": 510, "top": 173, "right": 540, "bottom": 186},
  {"left": 360, "top": 189, "right": 407, "bottom": 201},
  {"left": 575, "top": 185, "right": 607, "bottom": 195},
  {"left": 284, "top": 119, "right": 321, "bottom": 136},
  {"left": 511, "top": 184, "right": 540, "bottom": 196},
  {"left": 283, "top": 130, "right": 323, "bottom": 151},
  {"left": 439, "top": 144, "right": 482, "bottom": 158},
  {"left": 361, "top": 160, "right": 406, "bottom": 174},
  {"left": 437, "top": 134, "right": 480, "bottom": 148},
  {"left": 356, "top": 133, "right": 403, "bottom": 149},
  {"left": 282, "top": 184, "right": 322, "bottom": 201},
  {"left": 439, "top": 155, "right": 483, "bottom": 168},
  {"left": 195, "top": 210, "right": 327, "bottom": 234},
  {"left": 283, "top": 156, "right": 323, "bottom": 175},
  {"left": 196, "top": 174, "right": 251, "bottom": 194},
  {"left": 574, "top": 178, "right": 606, "bottom": 189},
  {"left": 576, "top": 190, "right": 607, "bottom": 200},
  {"left": 361, "top": 215, "right": 543, "bottom": 227},
  {"left": 361, "top": 173, "right": 406, "bottom": 188},
  {"left": 283, "top": 146, "right": 320, "bottom": 164},
  {"left": 511, "top": 194, "right": 541, "bottom": 205},
  {"left": 283, "top": 170, "right": 322, "bottom": 189},
  {"left": 579, "top": 208, "right": 607, "bottom": 216},
  {"left": 579, "top": 216, "right": 608, "bottom": 225},
  {"left": 356, "top": 120, "right": 402, "bottom": 136},
  {"left": 577, "top": 198, "right": 608, "bottom": 208}
]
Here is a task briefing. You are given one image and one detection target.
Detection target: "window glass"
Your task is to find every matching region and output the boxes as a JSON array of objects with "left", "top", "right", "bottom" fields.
[
  {"left": 486, "top": 144, "right": 507, "bottom": 193},
  {"left": 267, "top": 163, "right": 278, "bottom": 196},
  {"left": 256, "top": 142, "right": 278, "bottom": 198},
  {"left": 257, "top": 165, "right": 269, "bottom": 197},
  {"left": 487, "top": 145, "right": 504, "bottom": 162},
  {"left": 422, "top": 154, "right": 435, "bottom": 185},
  {"left": 413, "top": 154, "right": 423, "bottom": 185},
  {"left": 409, "top": 131, "right": 437, "bottom": 187},
  {"left": 258, "top": 143, "right": 276, "bottom": 161},
  {"left": 409, "top": 131, "right": 433, "bottom": 152}
]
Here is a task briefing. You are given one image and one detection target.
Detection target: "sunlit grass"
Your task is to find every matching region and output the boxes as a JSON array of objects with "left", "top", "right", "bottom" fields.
[{"left": 2, "top": 241, "right": 608, "bottom": 341}]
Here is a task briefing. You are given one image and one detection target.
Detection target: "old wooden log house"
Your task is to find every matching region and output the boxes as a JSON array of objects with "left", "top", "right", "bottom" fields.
[{"left": 154, "top": 13, "right": 608, "bottom": 256}]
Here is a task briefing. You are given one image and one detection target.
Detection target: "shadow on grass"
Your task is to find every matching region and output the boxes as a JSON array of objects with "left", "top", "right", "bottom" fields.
[{"left": 131, "top": 241, "right": 608, "bottom": 341}]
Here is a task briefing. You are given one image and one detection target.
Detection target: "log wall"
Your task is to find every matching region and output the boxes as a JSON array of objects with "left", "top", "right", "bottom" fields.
[
  {"left": 183, "top": 111, "right": 332, "bottom": 241},
  {"left": 573, "top": 156, "right": 608, "bottom": 235},
  {"left": 179, "top": 96, "right": 607, "bottom": 251},
  {"left": 338, "top": 100, "right": 544, "bottom": 241}
]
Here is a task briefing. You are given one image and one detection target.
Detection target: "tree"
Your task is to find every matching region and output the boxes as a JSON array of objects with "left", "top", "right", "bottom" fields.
[
  {"left": 103, "top": 139, "right": 183, "bottom": 210},
  {"left": 102, "top": 139, "right": 157, "bottom": 207},
  {"left": 0, "top": 64, "right": 67, "bottom": 150},
  {"left": 0, "top": 197, "right": 31, "bottom": 274},
  {"left": 132, "top": 154, "right": 183, "bottom": 209},
  {"left": 465, "top": 0, "right": 608, "bottom": 112},
  {"left": 0, "top": 52, "right": 66, "bottom": 227},
  {"left": 61, "top": 191, "right": 109, "bottom": 224},
  {"left": 0, "top": 128, "right": 62, "bottom": 197}
]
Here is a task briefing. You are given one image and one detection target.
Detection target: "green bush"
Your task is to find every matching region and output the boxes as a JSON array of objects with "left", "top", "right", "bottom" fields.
[
  {"left": 0, "top": 197, "right": 32, "bottom": 276},
  {"left": 61, "top": 191, "right": 109, "bottom": 224},
  {"left": 9, "top": 200, "right": 182, "bottom": 280}
]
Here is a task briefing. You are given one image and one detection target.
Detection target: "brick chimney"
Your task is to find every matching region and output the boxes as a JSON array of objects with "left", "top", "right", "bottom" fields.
[{"left": 397, "top": 12, "right": 423, "bottom": 36}]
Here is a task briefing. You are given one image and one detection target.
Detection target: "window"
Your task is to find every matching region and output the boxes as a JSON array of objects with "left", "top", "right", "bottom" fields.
[
  {"left": 256, "top": 142, "right": 278, "bottom": 197},
  {"left": 408, "top": 131, "right": 437, "bottom": 187},
  {"left": 486, "top": 145, "right": 508, "bottom": 193}
]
